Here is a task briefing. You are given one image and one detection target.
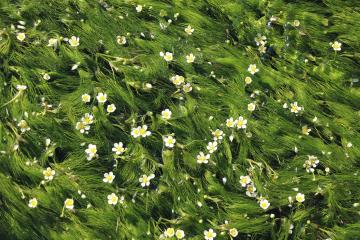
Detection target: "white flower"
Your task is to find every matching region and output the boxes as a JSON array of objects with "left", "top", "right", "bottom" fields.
[
  {"left": 161, "top": 109, "right": 172, "bottom": 120},
  {"left": 204, "top": 228, "right": 217, "bottom": 240},
  {"left": 226, "top": 117, "right": 236, "bottom": 128},
  {"left": 170, "top": 75, "right": 185, "bottom": 86},
  {"left": 107, "top": 193, "right": 118, "bottom": 205},
  {"left": 255, "top": 35, "right": 267, "bottom": 46},
  {"left": 290, "top": 102, "right": 302, "bottom": 113},
  {"left": 164, "top": 135, "right": 176, "bottom": 148},
  {"left": 293, "top": 20, "right": 300, "bottom": 27},
  {"left": 248, "top": 102, "right": 256, "bottom": 111},
  {"left": 96, "top": 92, "right": 107, "bottom": 103},
  {"left": 245, "top": 76, "right": 252, "bottom": 84},
  {"left": 135, "top": 4, "right": 143, "bottom": 12},
  {"left": 186, "top": 53, "right": 195, "bottom": 63},
  {"left": 331, "top": 41, "right": 341, "bottom": 51},
  {"left": 18, "top": 120, "right": 30, "bottom": 133},
  {"left": 212, "top": 129, "right": 224, "bottom": 141},
  {"left": 164, "top": 228, "right": 175, "bottom": 238},
  {"left": 116, "top": 35, "right": 127, "bottom": 45},
  {"left": 236, "top": 116, "right": 247, "bottom": 129},
  {"left": 81, "top": 113, "right": 94, "bottom": 125},
  {"left": 206, "top": 141, "right": 218, "bottom": 153},
  {"left": 185, "top": 25, "right": 194, "bottom": 35},
  {"left": 47, "top": 38, "right": 57, "bottom": 47},
  {"left": 28, "top": 198, "right": 38, "bottom": 208},
  {"left": 103, "top": 172, "right": 115, "bottom": 183},
  {"left": 85, "top": 144, "right": 97, "bottom": 160},
  {"left": 139, "top": 174, "right": 155, "bottom": 187},
  {"left": 107, "top": 104, "right": 116, "bottom": 113},
  {"left": 239, "top": 175, "right": 251, "bottom": 187},
  {"left": 175, "top": 229, "right": 185, "bottom": 239},
  {"left": 197, "top": 151, "right": 210, "bottom": 164},
  {"left": 43, "top": 73, "right": 51, "bottom": 80},
  {"left": 112, "top": 142, "right": 127, "bottom": 155},
  {"left": 229, "top": 228, "right": 238, "bottom": 237},
  {"left": 302, "top": 125, "right": 311, "bottom": 135},
  {"left": 16, "top": 85, "right": 27, "bottom": 91},
  {"left": 81, "top": 94, "right": 91, "bottom": 103},
  {"left": 68, "top": 36, "right": 80, "bottom": 47},
  {"left": 43, "top": 167, "right": 55, "bottom": 180},
  {"left": 76, "top": 121, "right": 90, "bottom": 133},
  {"left": 296, "top": 193, "right": 305, "bottom": 203},
  {"left": 183, "top": 83, "right": 193, "bottom": 93},
  {"left": 259, "top": 199, "right": 270, "bottom": 210},
  {"left": 64, "top": 198, "right": 74, "bottom": 209},
  {"left": 246, "top": 184, "right": 257, "bottom": 197},
  {"left": 16, "top": 32, "right": 26, "bottom": 42},
  {"left": 160, "top": 51, "right": 173, "bottom": 62},
  {"left": 248, "top": 64, "right": 259, "bottom": 75},
  {"left": 131, "top": 125, "right": 151, "bottom": 138}
]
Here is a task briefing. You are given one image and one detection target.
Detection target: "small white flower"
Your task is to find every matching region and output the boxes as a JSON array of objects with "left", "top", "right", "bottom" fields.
[
  {"left": 236, "top": 116, "right": 247, "bottom": 129},
  {"left": 185, "top": 25, "right": 194, "bottom": 35},
  {"left": 135, "top": 4, "right": 143, "bottom": 12},
  {"left": 290, "top": 102, "right": 302, "bottom": 113},
  {"left": 107, "top": 104, "right": 116, "bottom": 113},
  {"left": 103, "top": 171, "right": 115, "bottom": 183},
  {"left": 245, "top": 76, "right": 252, "bottom": 84},
  {"left": 212, "top": 129, "right": 224, "bottom": 141},
  {"left": 47, "top": 38, "right": 57, "bottom": 47},
  {"left": 160, "top": 51, "right": 173, "bottom": 62},
  {"left": 170, "top": 75, "right": 185, "bottom": 86},
  {"left": 16, "top": 32, "right": 26, "bottom": 42},
  {"left": 76, "top": 121, "right": 90, "bottom": 133},
  {"left": 229, "top": 228, "right": 238, "bottom": 237},
  {"left": 239, "top": 175, "right": 251, "bottom": 187},
  {"left": 175, "top": 229, "right": 185, "bottom": 239},
  {"left": 197, "top": 151, "right": 210, "bottom": 164},
  {"left": 183, "top": 83, "right": 193, "bottom": 93},
  {"left": 161, "top": 109, "right": 172, "bottom": 120},
  {"left": 18, "top": 120, "right": 30, "bottom": 133},
  {"left": 68, "top": 36, "right": 80, "bottom": 47},
  {"left": 204, "top": 228, "right": 216, "bottom": 240},
  {"left": 302, "top": 125, "right": 311, "bottom": 135},
  {"left": 259, "top": 199, "right": 270, "bottom": 210},
  {"left": 96, "top": 92, "right": 107, "bottom": 103},
  {"left": 164, "top": 135, "right": 176, "bottom": 148},
  {"left": 43, "top": 167, "right": 55, "bottom": 180},
  {"left": 107, "top": 193, "right": 118, "bottom": 205},
  {"left": 293, "top": 20, "right": 300, "bottom": 27},
  {"left": 43, "top": 73, "right": 51, "bottom": 80},
  {"left": 85, "top": 144, "right": 97, "bottom": 160},
  {"left": 82, "top": 113, "right": 94, "bottom": 125},
  {"left": 164, "top": 228, "right": 175, "bottom": 238},
  {"left": 64, "top": 198, "right": 74, "bottom": 209},
  {"left": 116, "top": 35, "right": 127, "bottom": 45},
  {"left": 28, "top": 198, "right": 38, "bottom": 208},
  {"left": 80, "top": 94, "right": 90, "bottom": 103},
  {"left": 206, "top": 141, "right": 218, "bottom": 153},
  {"left": 139, "top": 174, "right": 155, "bottom": 187},
  {"left": 186, "top": 53, "right": 195, "bottom": 63},
  {"left": 112, "top": 142, "right": 127, "bottom": 155},
  {"left": 248, "top": 102, "right": 256, "bottom": 111},
  {"left": 296, "top": 193, "right": 305, "bottom": 203},
  {"left": 16, "top": 85, "right": 27, "bottom": 91},
  {"left": 226, "top": 117, "right": 236, "bottom": 128},
  {"left": 331, "top": 41, "right": 342, "bottom": 51},
  {"left": 248, "top": 64, "right": 259, "bottom": 75},
  {"left": 131, "top": 125, "right": 151, "bottom": 138}
]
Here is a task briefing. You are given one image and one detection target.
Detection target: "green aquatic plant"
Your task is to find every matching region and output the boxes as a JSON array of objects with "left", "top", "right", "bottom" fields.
[{"left": 0, "top": 0, "right": 359, "bottom": 239}]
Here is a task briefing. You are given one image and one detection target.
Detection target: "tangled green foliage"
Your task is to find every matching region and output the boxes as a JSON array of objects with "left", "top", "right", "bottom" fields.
[{"left": 0, "top": 0, "right": 360, "bottom": 239}]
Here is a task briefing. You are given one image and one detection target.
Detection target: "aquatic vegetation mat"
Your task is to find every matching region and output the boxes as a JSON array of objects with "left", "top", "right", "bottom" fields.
[{"left": 0, "top": 0, "right": 359, "bottom": 239}]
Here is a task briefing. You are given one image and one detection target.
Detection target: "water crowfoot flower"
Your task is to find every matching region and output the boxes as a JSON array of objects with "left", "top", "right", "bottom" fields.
[
  {"left": 81, "top": 94, "right": 91, "bottom": 103},
  {"left": 68, "top": 36, "right": 80, "bottom": 47},
  {"left": 85, "top": 144, "right": 97, "bottom": 160},
  {"left": 204, "top": 228, "right": 216, "bottom": 240},
  {"left": 96, "top": 92, "right": 107, "bottom": 103},
  {"left": 64, "top": 198, "right": 74, "bottom": 209},
  {"left": 28, "top": 198, "right": 38, "bottom": 208},
  {"left": 206, "top": 141, "right": 218, "bottom": 153},
  {"left": 184, "top": 25, "right": 194, "bottom": 35},
  {"left": 259, "top": 199, "right": 270, "bottom": 210},
  {"left": 112, "top": 142, "right": 127, "bottom": 155},
  {"left": 160, "top": 51, "right": 173, "bottom": 62},
  {"left": 103, "top": 172, "right": 115, "bottom": 183},
  {"left": 197, "top": 152, "right": 210, "bottom": 164},
  {"left": 296, "top": 193, "right": 305, "bottom": 203},
  {"left": 139, "top": 174, "right": 155, "bottom": 187},
  {"left": 107, "top": 193, "right": 118, "bottom": 205},
  {"left": 236, "top": 116, "right": 247, "bottom": 129},
  {"left": 43, "top": 167, "right": 55, "bottom": 181},
  {"left": 161, "top": 109, "right": 172, "bottom": 120},
  {"left": 248, "top": 64, "right": 259, "bottom": 75},
  {"left": 164, "top": 135, "right": 176, "bottom": 148},
  {"left": 164, "top": 228, "right": 175, "bottom": 238}
]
